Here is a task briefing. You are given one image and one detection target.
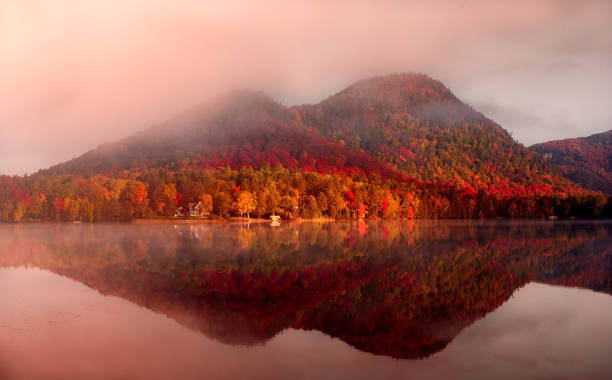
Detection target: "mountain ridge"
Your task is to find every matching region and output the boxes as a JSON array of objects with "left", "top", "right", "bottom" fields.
[
  {"left": 531, "top": 130, "right": 612, "bottom": 194},
  {"left": 47, "top": 89, "right": 403, "bottom": 180},
  {"left": 1, "top": 73, "right": 609, "bottom": 222},
  {"left": 295, "top": 73, "right": 557, "bottom": 188},
  {"left": 49, "top": 73, "right": 571, "bottom": 190}
]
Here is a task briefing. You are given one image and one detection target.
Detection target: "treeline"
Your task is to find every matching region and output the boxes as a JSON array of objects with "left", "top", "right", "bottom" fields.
[{"left": 0, "top": 164, "right": 610, "bottom": 222}]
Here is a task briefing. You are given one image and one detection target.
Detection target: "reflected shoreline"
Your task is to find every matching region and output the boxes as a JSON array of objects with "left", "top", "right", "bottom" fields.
[{"left": 1, "top": 220, "right": 611, "bottom": 360}]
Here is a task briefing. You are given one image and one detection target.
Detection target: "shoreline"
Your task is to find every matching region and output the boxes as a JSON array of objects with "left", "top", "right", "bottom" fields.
[
  {"left": 3, "top": 217, "right": 605, "bottom": 225},
  {"left": 131, "top": 217, "right": 336, "bottom": 224}
]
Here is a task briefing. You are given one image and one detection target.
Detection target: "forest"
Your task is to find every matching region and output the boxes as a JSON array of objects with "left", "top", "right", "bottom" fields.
[
  {"left": 532, "top": 130, "right": 612, "bottom": 194},
  {"left": 0, "top": 164, "right": 609, "bottom": 222}
]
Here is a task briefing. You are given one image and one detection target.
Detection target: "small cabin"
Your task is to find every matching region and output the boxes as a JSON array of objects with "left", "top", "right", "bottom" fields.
[
  {"left": 270, "top": 215, "right": 281, "bottom": 221},
  {"left": 189, "top": 201, "right": 205, "bottom": 217},
  {"left": 175, "top": 207, "right": 188, "bottom": 217}
]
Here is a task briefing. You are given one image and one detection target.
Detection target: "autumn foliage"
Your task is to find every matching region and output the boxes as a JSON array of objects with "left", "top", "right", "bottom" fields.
[
  {"left": 532, "top": 130, "right": 612, "bottom": 194},
  {"left": 0, "top": 74, "right": 609, "bottom": 221}
]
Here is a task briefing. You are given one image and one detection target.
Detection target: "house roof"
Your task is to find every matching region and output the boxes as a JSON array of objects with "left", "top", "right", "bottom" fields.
[{"left": 188, "top": 201, "right": 202, "bottom": 210}]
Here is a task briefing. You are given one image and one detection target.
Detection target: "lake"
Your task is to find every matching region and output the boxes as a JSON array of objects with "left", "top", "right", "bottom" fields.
[{"left": 1, "top": 220, "right": 611, "bottom": 379}]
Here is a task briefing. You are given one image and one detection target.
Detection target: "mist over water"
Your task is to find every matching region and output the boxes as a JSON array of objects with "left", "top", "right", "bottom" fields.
[{"left": 0, "top": 220, "right": 611, "bottom": 379}]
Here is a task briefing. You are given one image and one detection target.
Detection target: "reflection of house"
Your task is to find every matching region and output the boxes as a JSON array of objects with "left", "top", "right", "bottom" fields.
[{"left": 189, "top": 201, "right": 209, "bottom": 217}]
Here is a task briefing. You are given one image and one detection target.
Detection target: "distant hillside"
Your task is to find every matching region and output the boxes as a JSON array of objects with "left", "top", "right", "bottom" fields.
[{"left": 532, "top": 130, "right": 612, "bottom": 194}]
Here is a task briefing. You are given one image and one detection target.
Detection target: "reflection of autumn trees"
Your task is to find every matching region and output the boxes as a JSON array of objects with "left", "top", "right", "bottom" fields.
[{"left": 0, "top": 221, "right": 610, "bottom": 359}]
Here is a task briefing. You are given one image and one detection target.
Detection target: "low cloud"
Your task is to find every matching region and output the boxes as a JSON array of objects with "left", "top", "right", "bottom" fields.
[{"left": 474, "top": 101, "right": 581, "bottom": 145}]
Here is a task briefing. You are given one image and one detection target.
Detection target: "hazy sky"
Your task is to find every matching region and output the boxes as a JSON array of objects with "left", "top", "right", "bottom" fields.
[{"left": 1, "top": 0, "right": 611, "bottom": 175}]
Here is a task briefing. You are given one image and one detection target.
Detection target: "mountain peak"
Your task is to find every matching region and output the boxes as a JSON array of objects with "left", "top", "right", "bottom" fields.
[
  {"left": 328, "top": 73, "right": 458, "bottom": 105},
  {"left": 209, "top": 89, "right": 278, "bottom": 109}
]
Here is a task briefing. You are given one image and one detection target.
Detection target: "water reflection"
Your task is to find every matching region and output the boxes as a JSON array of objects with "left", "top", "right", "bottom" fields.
[{"left": 0, "top": 220, "right": 610, "bottom": 360}]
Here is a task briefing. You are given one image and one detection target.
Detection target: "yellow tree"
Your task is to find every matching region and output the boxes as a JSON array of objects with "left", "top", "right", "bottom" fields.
[
  {"left": 13, "top": 201, "right": 27, "bottom": 222},
  {"left": 162, "top": 184, "right": 177, "bottom": 204},
  {"left": 200, "top": 193, "right": 213, "bottom": 214},
  {"left": 383, "top": 191, "right": 400, "bottom": 219},
  {"left": 162, "top": 184, "right": 177, "bottom": 215},
  {"left": 235, "top": 191, "right": 256, "bottom": 219}
]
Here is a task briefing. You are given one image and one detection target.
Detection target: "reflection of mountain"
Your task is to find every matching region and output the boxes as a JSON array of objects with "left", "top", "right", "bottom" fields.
[
  {"left": 534, "top": 235, "right": 612, "bottom": 293},
  {"left": 1, "top": 221, "right": 610, "bottom": 359}
]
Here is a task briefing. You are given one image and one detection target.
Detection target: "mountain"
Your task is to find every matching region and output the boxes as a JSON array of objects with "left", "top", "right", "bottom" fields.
[
  {"left": 50, "top": 73, "right": 578, "bottom": 194},
  {"left": 531, "top": 130, "right": 612, "bottom": 194},
  {"left": 295, "top": 74, "right": 564, "bottom": 190},
  {"left": 1, "top": 73, "right": 609, "bottom": 222},
  {"left": 48, "top": 90, "right": 400, "bottom": 180}
]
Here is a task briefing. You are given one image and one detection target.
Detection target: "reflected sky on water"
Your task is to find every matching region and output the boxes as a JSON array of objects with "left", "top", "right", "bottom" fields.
[{"left": 0, "top": 220, "right": 611, "bottom": 379}]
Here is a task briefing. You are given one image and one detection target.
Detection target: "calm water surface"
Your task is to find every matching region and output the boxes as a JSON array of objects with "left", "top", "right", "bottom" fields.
[{"left": 0, "top": 220, "right": 611, "bottom": 380}]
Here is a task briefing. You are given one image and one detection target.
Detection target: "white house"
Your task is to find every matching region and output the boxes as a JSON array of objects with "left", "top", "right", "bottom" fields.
[{"left": 189, "top": 201, "right": 204, "bottom": 217}]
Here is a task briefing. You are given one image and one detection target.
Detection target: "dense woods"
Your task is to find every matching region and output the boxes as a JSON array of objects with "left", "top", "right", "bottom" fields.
[
  {"left": 1, "top": 73, "right": 609, "bottom": 222},
  {"left": 532, "top": 130, "right": 612, "bottom": 194},
  {"left": 0, "top": 164, "right": 609, "bottom": 222},
  {"left": 296, "top": 74, "right": 569, "bottom": 187}
]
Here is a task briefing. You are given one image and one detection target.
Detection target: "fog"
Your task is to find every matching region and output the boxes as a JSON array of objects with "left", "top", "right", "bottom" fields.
[{"left": 1, "top": 0, "right": 611, "bottom": 175}]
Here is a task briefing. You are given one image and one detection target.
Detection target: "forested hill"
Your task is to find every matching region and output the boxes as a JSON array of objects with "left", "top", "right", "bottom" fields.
[
  {"left": 531, "top": 130, "right": 612, "bottom": 194},
  {"left": 50, "top": 73, "right": 579, "bottom": 193},
  {"left": 295, "top": 73, "right": 567, "bottom": 190},
  {"left": 46, "top": 90, "right": 401, "bottom": 180},
  {"left": 0, "top": 73, "right": 609, "bottom": 222}
]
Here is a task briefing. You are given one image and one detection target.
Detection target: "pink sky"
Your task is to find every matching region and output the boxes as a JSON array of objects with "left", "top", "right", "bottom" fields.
[{"left": 1, "top": 0, "right": 611, "bottom": 175}]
